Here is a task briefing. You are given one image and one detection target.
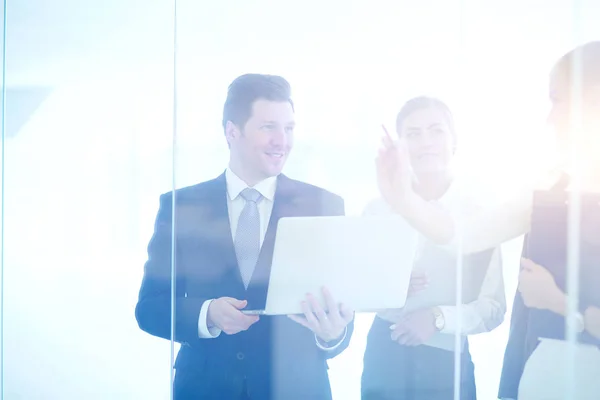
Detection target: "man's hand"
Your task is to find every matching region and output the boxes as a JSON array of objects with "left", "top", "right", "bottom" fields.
[
  {"left": 584, "top": 306, "right": 600, "bottom": 339},
  {"left": 207, "top": 297, "right": 259, "bottom": 335},
  {"left": 287, "top": 287, "right": 354, "bottom": 343},
  {"left": 390, "top": 308, "right": 437, "bottom": 346},
  {"left": 376, "top": 126, "right": 415, "bottom": 214},
  {"left": 518, "top": 258, "right": 564, "bottom": 312},
  {"left": 408, "top": 270, "right": 429, "bottom": 297}
]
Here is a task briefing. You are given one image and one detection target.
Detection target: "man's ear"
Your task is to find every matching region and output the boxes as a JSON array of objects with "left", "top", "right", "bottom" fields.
[{"left": 225, "top": 121, "right": 240, "bottom": 145}]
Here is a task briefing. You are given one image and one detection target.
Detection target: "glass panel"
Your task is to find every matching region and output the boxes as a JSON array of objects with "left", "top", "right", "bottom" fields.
[
  {"left": 5, "top": 1, "right": 590, "bottom": 399},
  {"left": 2, "top": 1, "right": 176, "bottom": 399},
  {"left": 0, "top": 0, "right": 5, "bottom": 396},
  {"left": 171, "top": 2, "right": 467, "bottom": 399},
  {"left": 176, "top": 3, "right": 599, "bottom": 399}
]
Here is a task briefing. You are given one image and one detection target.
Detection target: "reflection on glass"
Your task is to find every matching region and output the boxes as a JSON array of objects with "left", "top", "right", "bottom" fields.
[
  {"left": 149, "top": 2, "right": 600, "bottom": 399},
  {"left": 2, "top": 2, "right": 175, "bottom": 399},
  {"left": 1, "top": 1, "right": 599, "bottom": 399},
  {"left": 1, "top": 0, "right": 5, "bottom": 394}
]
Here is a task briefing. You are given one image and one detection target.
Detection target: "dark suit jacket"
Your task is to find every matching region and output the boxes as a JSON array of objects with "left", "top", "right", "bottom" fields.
[{"left": 135, "top": 172, "right": 354, "bottom": 399}]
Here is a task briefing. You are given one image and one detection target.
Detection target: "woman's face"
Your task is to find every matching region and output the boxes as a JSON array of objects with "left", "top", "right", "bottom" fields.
[
  {"left": 397, "top": 107, "right": 456, "bottom": 177},
  {"left": 547, "top": 64, "right": 600, "bottom": 173}
]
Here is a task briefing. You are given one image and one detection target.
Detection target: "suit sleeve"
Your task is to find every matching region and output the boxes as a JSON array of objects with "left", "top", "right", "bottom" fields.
[
  {"left": 135, "top": 193, "right": 208, "bottom": 345},
  {"left": 498, "top": 289, "right": 531, "bottom": 399},
  {"left": 320, "top": 194, "right": 355, "bottom": 359}
]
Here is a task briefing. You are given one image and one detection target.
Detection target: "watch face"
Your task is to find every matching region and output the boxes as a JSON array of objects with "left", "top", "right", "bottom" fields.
[
  {"left": 434, "top": 314, "right": 444, "bottom": 330},
  {"left": 435, "top": 319, "right": 444, "bottom": 330}
]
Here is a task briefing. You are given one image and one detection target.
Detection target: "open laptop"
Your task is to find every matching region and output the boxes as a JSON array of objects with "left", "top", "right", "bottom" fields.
[{"left": 242, "top": 215, "right": 419, "bottom": 316}]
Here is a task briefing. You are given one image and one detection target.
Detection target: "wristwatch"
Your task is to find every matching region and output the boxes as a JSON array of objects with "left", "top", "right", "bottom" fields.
[{"left": 432, "top": 307, "right": 445, "bottom": 331}]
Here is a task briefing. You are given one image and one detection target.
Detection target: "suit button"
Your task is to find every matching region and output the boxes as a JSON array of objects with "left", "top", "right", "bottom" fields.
[{"left": 236, "top": 352, "right": 245, "bottom": 360}]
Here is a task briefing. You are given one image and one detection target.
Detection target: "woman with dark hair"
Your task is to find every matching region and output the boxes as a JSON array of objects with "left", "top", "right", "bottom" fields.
[{"left": 361, "top": 96, "right": 506, "bottom": 399}]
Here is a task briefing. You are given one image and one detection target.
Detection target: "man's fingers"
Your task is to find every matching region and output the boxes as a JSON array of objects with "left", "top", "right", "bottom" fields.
[
  {"left": 223, "top": 311, "right": 258, "bottom": 331},
  {"left": 390, "top": 323, "right": 407, "bottom": 341},
  {"left": 321, "top": 287, "right": 335, "bottom": 311},
  {"left": 307, "top": 294, "right": 329, "bottom": 325},
  {"left": 225, "top": 298, "right": 248, "bottom": 309},
  {"left": 222, "top": 319, "right": 254, "bottom": 335},
  {"left": 396, "top": 326, "right": 419, "bottom": 346},
  {"left": 397, "top": 332, "right": 412, "bottom": 345},
  {"left": 321, "top": 287, "right": 342, "bottom": 320},
  {"left": 396, "top": 330, "right": 413, "bottom": 345},
  {"left": 242, "top": 314, "right": 260, "bottom": 327},
  {"left": 301, "top": 300, "right": 320, "bottom": 330},
  {"left": 339, "top": 303, "right": 354, "bottom": 323}
]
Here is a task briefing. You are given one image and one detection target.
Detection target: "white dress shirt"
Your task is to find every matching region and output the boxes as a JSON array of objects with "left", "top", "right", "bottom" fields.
[
  {"left": 198, "top": 168, "right": 345, "bottom": 350},
  {"left": 438, "top": 247, "right": 505, "bottom": 335},
  {"left": 363, "top": 177, "right": 506, "bottom": 339},
  {"left": 197, "top": 168, "right": 277, "bottom": 338}
]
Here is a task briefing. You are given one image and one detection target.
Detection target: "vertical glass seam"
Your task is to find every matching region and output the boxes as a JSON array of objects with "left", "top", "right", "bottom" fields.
[
  {"left": 454, "top": 1, "right": 466, "bottom": 399},
  {"left": 565, "top": 1, "right": 583, "bottom": 398},
  {"left": 0, "top": 1, "right": 8, "bottom": 398},
  {"left": 170, "top": 1, "right": 178, "bottom": 400}
]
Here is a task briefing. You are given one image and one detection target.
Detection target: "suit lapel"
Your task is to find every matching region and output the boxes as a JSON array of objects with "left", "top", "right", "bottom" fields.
[
  {"left": 187, "top": 172, "right": 309, "bottom": 304},
  {"left": 201, "top": 172, "right": 247, "bottom": 292}
]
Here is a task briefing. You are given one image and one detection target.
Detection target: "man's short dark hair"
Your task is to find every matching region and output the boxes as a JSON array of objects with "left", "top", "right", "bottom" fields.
[{"left": 222, "top": 74, "right": 294, "bottom": 131}]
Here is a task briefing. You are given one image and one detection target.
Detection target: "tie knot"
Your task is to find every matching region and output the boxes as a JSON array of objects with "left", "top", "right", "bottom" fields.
[{"left": 240, "top": 188, "right": 263, "bottom": 203}]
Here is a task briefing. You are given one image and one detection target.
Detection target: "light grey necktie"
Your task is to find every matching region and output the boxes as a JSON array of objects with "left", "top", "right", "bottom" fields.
[{"left": 234, "top": 188, "right": 263, "bottom": 288}]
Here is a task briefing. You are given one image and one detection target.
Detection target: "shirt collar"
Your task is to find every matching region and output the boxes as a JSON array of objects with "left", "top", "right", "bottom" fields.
[{"left": 225, "top": 167, "right": 277, "bottom": 202}]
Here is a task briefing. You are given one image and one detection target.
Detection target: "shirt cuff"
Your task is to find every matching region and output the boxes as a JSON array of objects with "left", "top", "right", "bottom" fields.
[
  {"left": 437, "top": 305, "right": 458, "bottom": 335},
  {"left": 198, "top": 299, "right": 221, "bottom": 338},
  {"left": 315, "top": 327, "right": 347, "bottom": 351}
]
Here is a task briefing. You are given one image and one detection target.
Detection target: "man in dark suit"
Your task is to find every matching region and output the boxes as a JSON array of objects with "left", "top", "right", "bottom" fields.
[{"left": 135, "top": 74, "right": 355, "bottom": 399}]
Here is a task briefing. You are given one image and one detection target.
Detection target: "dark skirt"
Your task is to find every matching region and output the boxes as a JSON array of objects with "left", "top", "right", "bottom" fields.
[{"left": 362, "top": 316, "right": 477, "bottom": 400}]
